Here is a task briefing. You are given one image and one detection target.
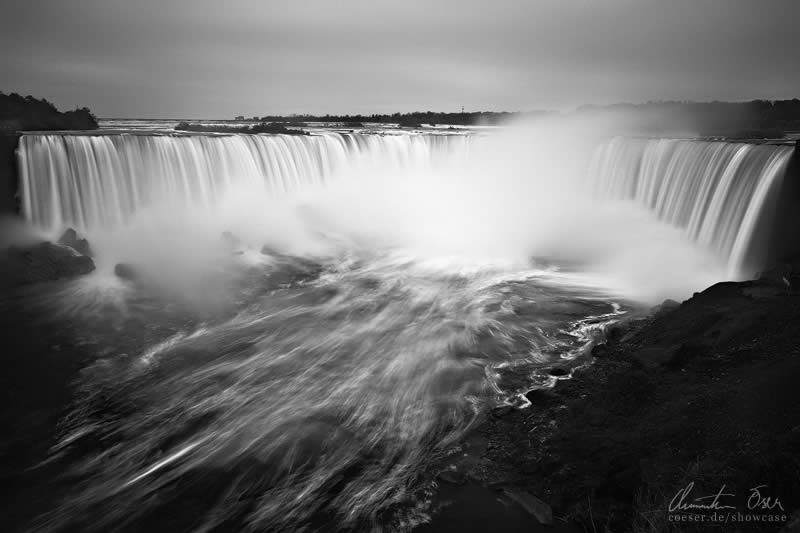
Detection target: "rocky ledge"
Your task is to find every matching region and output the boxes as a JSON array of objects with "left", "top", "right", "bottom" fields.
[
  {"left": 427, "top": 270, "right": 800, "bottom": 532},
  {"left": 0, "top": 229, "right": 95, "bottom": 290}
]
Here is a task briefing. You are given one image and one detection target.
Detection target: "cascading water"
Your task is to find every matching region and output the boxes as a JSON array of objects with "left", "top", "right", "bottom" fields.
[
  {"left": 9, "top": 127, "right": 795, "bottom": 532},
  {"left": 588, "top": 137, "right": 793, "bottom": 275},
  {"left": 18, "top": 132, "right": 792, "bottom": 277},
  {"left": 18, "top": 133, "right": 470, "bottom": 232}
]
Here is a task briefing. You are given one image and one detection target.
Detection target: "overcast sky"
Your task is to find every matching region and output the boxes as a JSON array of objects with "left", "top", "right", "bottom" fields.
[{"left": 1, "top": 0, "right": 798, "bottom": 118}]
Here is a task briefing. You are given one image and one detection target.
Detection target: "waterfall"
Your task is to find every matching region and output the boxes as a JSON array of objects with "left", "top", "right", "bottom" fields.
[
  {"left": 18, "top": 133, "right": 470, "bottom": 232},
  {"left": 588, "top": 137, "right": 794, "bottom": 275},
  {"left": 16, "top": 132, "right": 794, "bottom": 277}
]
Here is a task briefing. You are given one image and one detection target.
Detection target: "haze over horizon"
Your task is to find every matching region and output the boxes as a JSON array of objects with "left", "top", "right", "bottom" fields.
[{"left": 2, "top": 0, "right": 799, "bottom": 119}]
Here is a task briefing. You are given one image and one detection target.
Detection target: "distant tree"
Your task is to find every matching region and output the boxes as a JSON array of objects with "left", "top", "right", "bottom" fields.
[
  {"left": 0, "top": 92, "right": 98, "bottom": 131},
  {"left": 174, "top": 121, "right": 308, "bottom": 135}
]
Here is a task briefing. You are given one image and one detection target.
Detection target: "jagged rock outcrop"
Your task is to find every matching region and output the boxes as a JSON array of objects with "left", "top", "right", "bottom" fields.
[
  {"left": 57, "top": 228, "right": 93, "bottom": 257},
  {"left": 113, "top": 262, "right": 138, "bottom": 281},
  {"left": 1, "top": 241, "right": 95, "bottom": 289}
]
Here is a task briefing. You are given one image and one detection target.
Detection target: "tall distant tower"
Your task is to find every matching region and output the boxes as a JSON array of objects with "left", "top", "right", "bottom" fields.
[{"left": 461, "top": 105, "right": 464, "bottom": 113}]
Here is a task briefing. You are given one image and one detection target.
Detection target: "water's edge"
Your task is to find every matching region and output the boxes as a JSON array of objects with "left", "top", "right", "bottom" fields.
[{"left": 419, "top": 272, "right": 800, "bottom": 531}]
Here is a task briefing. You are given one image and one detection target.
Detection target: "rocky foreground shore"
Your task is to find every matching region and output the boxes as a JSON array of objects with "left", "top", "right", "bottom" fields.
[{"left": 425, "top": 271, "right": 800, "bottom": 532}]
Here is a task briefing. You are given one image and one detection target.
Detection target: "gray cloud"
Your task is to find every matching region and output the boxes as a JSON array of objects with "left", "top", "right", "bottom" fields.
[{"left": 1, "top": 0, "right": 798, "bottom": 117}]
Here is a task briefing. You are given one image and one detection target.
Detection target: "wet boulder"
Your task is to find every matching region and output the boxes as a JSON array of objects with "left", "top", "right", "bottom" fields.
[
  {"left": 490, "top": 405, "right": 515, "bottom": 419},
  {"left": 591, "top": 343, "right": 610, "bottom": 358},
  {"left": 524, "top": 388, "right": 560, "bottom": 406},
  {"left": 57, "top": 228, "right": 93, "bottom": 257},
  {"left": 114, "top": 262, "right": 138, "bottom": 281},
  {"left": 260, "top": 244, "right": 281, "bottom": 256},
  {"left": 437, "top": 467, "right": 467, "bottom": 485},
  {"left": 221, "top": 231, "right": 244, "bottom": 254},
  {"left": 1, "top": 242, "right": 95, "bottom": 288}
]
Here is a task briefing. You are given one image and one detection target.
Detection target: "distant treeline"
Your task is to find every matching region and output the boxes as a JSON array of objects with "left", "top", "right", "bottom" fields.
[
  {"left": 241, "top": 111, "right": 550, "bottom": 127},
  {"left": 575, "top": 100, "right": 800, "bottom": 138},
  {"left": 175, "top": 121, "right": 308, "bottom": 135},
  {"left": 0, "top": 92, "right": 98, "bottom": 131},
  {"left": 243, "top": 100, "right": 800, "bottom": 137}
]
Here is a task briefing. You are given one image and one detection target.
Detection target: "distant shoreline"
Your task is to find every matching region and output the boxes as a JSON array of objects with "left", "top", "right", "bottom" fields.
[{"left": 99, "top": 99, "right": 800, "bottom": 137}]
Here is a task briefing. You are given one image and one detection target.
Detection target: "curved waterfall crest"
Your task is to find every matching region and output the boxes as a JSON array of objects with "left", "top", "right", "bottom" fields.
[
  {"left": 17, "top": 132, "right": 794, "bottom": 276},
  {"left": 588, "top": 137, "right": 793, "bottom": 274},
  {"left": 18, "top": 132, "right": 471, "bottom": 232}
]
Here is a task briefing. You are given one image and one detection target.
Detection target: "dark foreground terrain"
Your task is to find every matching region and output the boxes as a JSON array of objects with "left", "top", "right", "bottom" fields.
[{"left": 424, "top": 270, "right": 800, "bottom": 532}]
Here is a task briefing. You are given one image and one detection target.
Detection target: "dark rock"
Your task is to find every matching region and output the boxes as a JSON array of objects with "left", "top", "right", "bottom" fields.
[
  {"left": 437, "top": 468, "right": 467, "bottom": 485},
  {"left": 260, "top": 244, "right": 280, "bottom": 256},
  {"left": 57, "top": 228, "right": 92, "bottom": 257},
  {"left": 547, "top": 367, "right": 569, "bottom": 377},
  {"left": 664, "top": 341, "right": 710, "bottom": 369},
  {"left": 632, "top": 341, "right": 709, "bottom": 370},
  {"left": 490, "top": 405, "right": 515, "bottom": 419},
  {"left": 631, "top": 345, "right": 681, "bottom": 369},
  {"left": 1, "top": 242, "right": 95, "bottom": 288},
  {"left": 501, "top": 487, "right": 553, "bottom": 525},
  {"left": 607, "top": 458, "right": 642, "bottom": 498},
  {"left": 743, "top": 283, "right": 787, "bottom": 299},
  {"left": 691, "top": 280, "right": 748, "bottom": 301},
  {"left": 619, "top": 328, "right": 640, "bottom": 343},
  {"left": 524, "top": 388, "right": 560, "bottom": 406},
  {"left": 591, "top": 343, "right": 609, "bottom": 358},
  {"left": 653, "top": 298, "right": 680, "bottom": 317},
  {"left": 758, "top": 263, "right": 792, "bottom": 285},
  {"left": 114, "top": 263, "right": 138, "bottom": 281},
  {"left": 606, "top": 324, "right": 625, "bottom": 341},
  {"left": 661, "top": 298, "right": 680, "bottom": 309}
]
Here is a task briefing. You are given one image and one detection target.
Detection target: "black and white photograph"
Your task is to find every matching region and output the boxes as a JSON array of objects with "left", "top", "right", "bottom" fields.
[{"left": 1, "top": 1, "right": 799, "bottom": 531}]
